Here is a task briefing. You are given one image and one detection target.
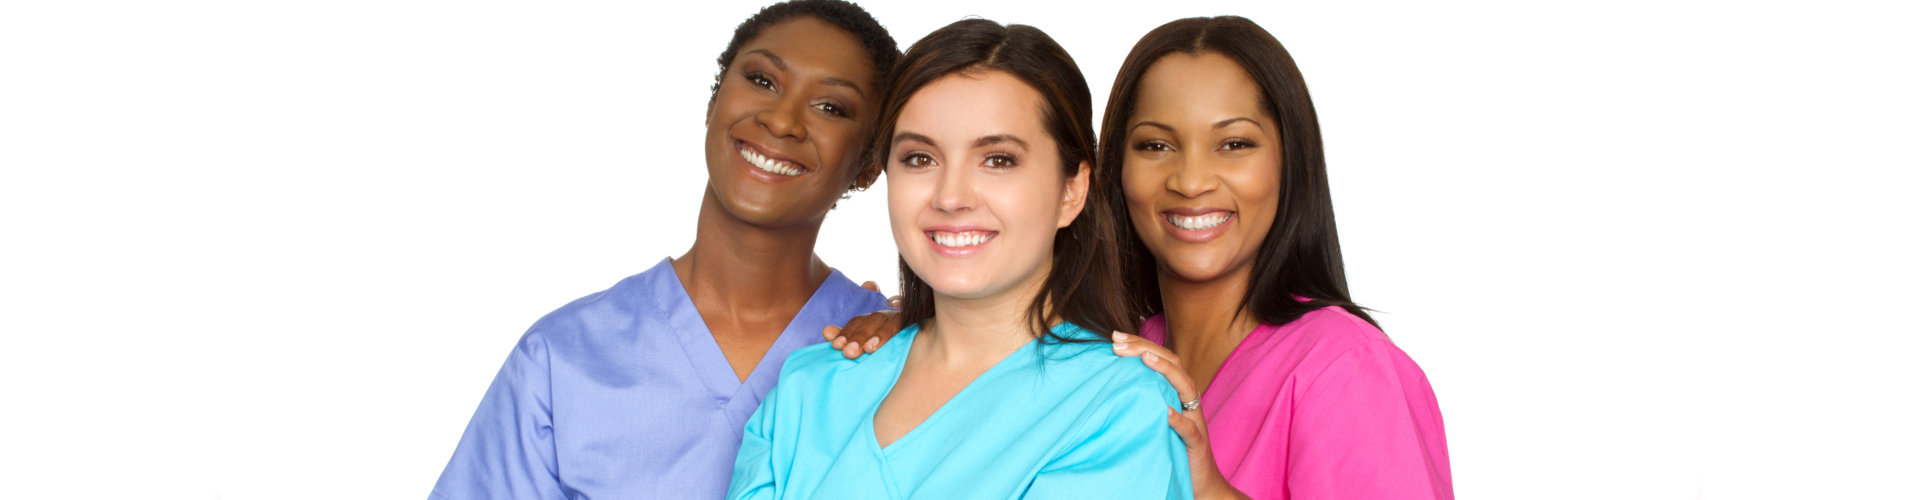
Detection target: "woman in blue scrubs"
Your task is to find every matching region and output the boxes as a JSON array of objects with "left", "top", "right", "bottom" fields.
[
  {"left": 729, "top": 19, "right": 1192, "bottom": 500},
  {"left": 430, "top": 2, "right": 899, "bottom": 498}
]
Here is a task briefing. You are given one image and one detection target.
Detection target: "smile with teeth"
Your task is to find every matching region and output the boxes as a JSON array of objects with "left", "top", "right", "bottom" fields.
[
  {"left": 929, "top": 230, "right": 997, "bottom": 248},
  {"left": 1167, "top": 212, "right": 1232, "bottom": 231},
  {"left": 739, "top": 143, "right": 807, "bottom": 176}
]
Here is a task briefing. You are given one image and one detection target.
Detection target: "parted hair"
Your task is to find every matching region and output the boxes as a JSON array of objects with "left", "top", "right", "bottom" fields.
[
  {"left": 876, "top": 19, "right": 1134, "bottom": 342},
  {"left": 1097, "top": 16, "right": 1378, "bottom": 329}
]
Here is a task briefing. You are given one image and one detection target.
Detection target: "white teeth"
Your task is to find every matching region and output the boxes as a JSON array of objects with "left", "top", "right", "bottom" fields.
[
  {"left": 740, "top": 145, "right": 804, "bottom": 176},
  {"left": 1167, "top": 213, "right": 1231, "bottom": 230},
  {"left": 930, "top": 231, "right": 994, "bottom": 247}
]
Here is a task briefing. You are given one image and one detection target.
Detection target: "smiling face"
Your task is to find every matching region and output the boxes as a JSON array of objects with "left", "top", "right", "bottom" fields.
[
  {"left": 887, "top": 70, "right": 1089, "bottom": 301},
  {"left": 704, "top": 16, "right": 877, "bottom": 229},
  {"left": 1122, "top": 52, "right": 1282, "bottom": 285}
]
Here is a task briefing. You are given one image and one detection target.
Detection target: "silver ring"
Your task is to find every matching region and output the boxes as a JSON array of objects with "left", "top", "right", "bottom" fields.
[{"left": 1181, "top": 398, "right": 1201, "bottom": 412}]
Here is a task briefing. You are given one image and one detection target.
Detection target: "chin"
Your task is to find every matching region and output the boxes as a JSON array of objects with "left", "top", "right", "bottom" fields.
[
  {"left": 908, "top": 262, "right": 1002, "bottom": 299},
  {"left": 1160, "top": 254, "right": 1239, "bottom": 284}
]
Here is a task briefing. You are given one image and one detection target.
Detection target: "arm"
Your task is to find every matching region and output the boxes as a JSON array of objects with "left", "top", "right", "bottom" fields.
[
  {"left": 429, "top": 331, "right": 566, "bottom": 500},
  {"left": 1022, "top": 380, "right": 1195, "bottom": 500},
  {"left": 1288, "top": 342, "right": 1453, "bottom": 500},
  {"left": 1112, "top": 332, "right": 1251, "bottom": 500}
]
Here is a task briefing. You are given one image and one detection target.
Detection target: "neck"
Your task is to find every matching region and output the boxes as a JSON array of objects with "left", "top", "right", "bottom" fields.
[
  {"left": 920, "top": 265, "right": 1050, "bottom": 367},
  {"left": 675, "top": 189, "right": 832, "bottom": 313},
  {"left": 1157, "top": 266, "right": 1261, "bottom": 358}
]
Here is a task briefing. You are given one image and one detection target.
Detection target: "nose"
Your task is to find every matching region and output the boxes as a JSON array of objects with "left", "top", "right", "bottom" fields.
[
  {"left": 756, "top": 96, "right": 809, "bottom": 142},
  {"left": 1166, "top": 151, "right": 1221, "bottom": 198},
  {"left": 930, "top": 163, "right": 976, "bottom": 213}
]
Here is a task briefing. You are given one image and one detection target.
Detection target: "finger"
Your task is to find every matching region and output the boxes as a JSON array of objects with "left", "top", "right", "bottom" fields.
[
  {"left": 841, "top": 338, "right": 864, "bottom": 360},
  {"left": 860, "top": 280, "right": 880, "bottom": 292},
  {"left": 1117, "top": 340, "right": 1183, "bottom": 368},
  {"left": 1139, "top": 352, "right": 1200, "bottom": 403},
  {"left": 887, "top": 295, "right": 903, "bottom": 309},
  {"left": 822, "top": 324, "right": 842, "bottom": 341},
  {"left": 1166, "top": 407, "right": 1204, "bottom": 447}
]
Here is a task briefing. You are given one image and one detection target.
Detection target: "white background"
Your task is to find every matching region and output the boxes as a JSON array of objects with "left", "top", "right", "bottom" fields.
[{"left": 3, "top": 0, "right": 1916, "bottom": 498}]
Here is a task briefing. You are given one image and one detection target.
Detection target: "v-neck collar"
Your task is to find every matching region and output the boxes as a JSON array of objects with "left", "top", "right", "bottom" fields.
[
  {"left": 864, "top": 323, "right": 1065, "bottom": 453},
  {"left": 646, "top": 257, "right": 856, "bottom": 415}
]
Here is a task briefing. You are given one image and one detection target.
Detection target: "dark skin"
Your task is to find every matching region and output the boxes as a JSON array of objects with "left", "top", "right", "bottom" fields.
[{"left": 686, "top": 17, "right": 879, "bottom": 382}]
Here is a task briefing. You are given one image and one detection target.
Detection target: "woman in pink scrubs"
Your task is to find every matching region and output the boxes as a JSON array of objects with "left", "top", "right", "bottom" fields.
[{"left": 1099, "top": 16, "right": 1453, "bottom": 499}]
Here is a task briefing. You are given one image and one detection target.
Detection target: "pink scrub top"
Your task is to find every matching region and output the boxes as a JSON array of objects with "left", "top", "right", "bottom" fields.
[{"left": 1140, "top": 306, "right": 1454, "bottom": 499}]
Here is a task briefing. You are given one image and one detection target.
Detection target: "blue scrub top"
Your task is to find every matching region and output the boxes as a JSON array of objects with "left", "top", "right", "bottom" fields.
[
  {"left": 729, "top": 322, "right": 1194, "bottom": 500},
  {"left": 432, "top": 258, "right": 890, "bottom": 500}
]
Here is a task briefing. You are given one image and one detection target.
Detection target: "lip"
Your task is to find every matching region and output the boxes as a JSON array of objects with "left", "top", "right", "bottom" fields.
[
  {"left": 1160, "top": 207, "right": 1235, "bottom": 243},
  {"left": 923, "top": 224, "right": 998, "bottom": 258},
  {"left": 735, "top": 138, "right": 812, "bottom": 183}
]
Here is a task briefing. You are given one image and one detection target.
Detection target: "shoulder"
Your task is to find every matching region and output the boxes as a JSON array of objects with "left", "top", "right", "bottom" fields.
[
  {"left": 517, "top": 260, "right": 675, "bottom": 349},
  {"left": 780, "top": 322, "right": 916, "bottom": 383},
  {"left": 1042, "top": 324, "right": 1179, "bottom": 405},
  {"left": 813, "top": 267, "right": 893, "bottom": 321},
  {"left": 1271, "top": 307, "right": 1433, "bottom": 394},
  {"left": 1266, "top": 305, "right": 1393, "bottom": 358}
]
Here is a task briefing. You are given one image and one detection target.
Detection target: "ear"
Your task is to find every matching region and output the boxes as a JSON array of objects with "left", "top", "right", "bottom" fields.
[{"left": 1057, "top": 160, "right": 1091, "bottom": 229}]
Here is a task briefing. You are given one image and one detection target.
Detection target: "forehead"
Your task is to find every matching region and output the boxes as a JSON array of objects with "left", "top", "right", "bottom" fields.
[
  {"left": 898, "top": 71, "right": 1048, "bottom": 141},
  {"left": 1132, "top": 52, "right": 1269, "bottom": 125},
  {"left": 734, "top": 17, "right": 875, "bottom": 88}
]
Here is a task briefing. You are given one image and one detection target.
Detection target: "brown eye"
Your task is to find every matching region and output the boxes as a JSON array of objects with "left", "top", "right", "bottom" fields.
[
  {"left": 900, "top": 152, "right": 934, "bottom": 168},
  {"left": 814, "top": 101, "right": 850, "bottom": 118},
  {"left": 1221, "top": 139, "right": 1257, "bottom": 151},
  {"left": 745, "top": 72, "right": 776, "bottom": 91},
  {"left": 984, "top": 154, "right": 1017, "bottom": 169},
  {"left": 1133, "top": 141, "right": 1172, "bottom": 152}
]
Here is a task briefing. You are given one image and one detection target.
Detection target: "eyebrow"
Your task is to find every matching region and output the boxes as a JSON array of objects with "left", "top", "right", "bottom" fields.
[
  {"left": 892, "top": 131, "right": 936, "bottom": 147},
  {"left": 1130, "top": 117, "right": 1266, "bottom": 134},
  {"left": 744, "top": 49, "right": 787, "bottom": 71},
  {"left": 1213, "top": 117, "right": 1264, "bottom": 130},
  {"left": 745, "top": 49, "right": 867, "bottom": 98},
  {"left": 1130, "top": 121, "right": 1175, "bottom": 134},
  {"left": 891, "top": 132, "right": 1031, "bottom": 151},
  {"left": 973, "top": 134, "right": 1028, "bottom": 150}
]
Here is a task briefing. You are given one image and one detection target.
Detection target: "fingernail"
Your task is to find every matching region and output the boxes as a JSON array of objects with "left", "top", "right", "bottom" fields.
[
  {"left": 865, "top": 337, "right": 879, "bottom": 350},
  {"left": 832, "top": 338, "right": 845, "bottom": 348},
  {"left": 1144, "top": 352, "right": 1159, "bottom": 364},
  {"left": 1113, "top": 341, "right": 1128, "bottom": 351},
  {"left": 1112, "top": 332, "right": 1129, "bottom": 341}
]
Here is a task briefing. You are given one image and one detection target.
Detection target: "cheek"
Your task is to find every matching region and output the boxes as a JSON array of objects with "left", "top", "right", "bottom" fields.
[
  {"left": 1120, "top": 163, "right": 1162, "bottom": 226},
  {"left": 1231, "top": 165, "right": 1283, "bottom": 223},
  {"left": 813, "top": 126, "right": 860, "bottom": 174},
  {"left": 886, "top": 173, "right": 926, "bottom": 240},
  {"left": 994, "top": 175, "right": 1065, "bottom": 240}
]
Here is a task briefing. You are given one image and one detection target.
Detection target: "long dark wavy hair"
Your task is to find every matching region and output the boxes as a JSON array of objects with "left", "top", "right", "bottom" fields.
[
  {"left": 875, "top": 19, "right": 1133, "bottom": 342},
  {"left": 1098, "top": 16, "right": 1378, "bottom": 329}
]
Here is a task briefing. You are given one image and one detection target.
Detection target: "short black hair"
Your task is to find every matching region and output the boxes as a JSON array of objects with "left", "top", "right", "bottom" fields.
[{"left": 710, "top": 0, "right": 899, "bottom": 100}]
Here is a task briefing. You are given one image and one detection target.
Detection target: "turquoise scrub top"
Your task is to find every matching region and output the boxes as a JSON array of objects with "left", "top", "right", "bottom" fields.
[{"left": 728, "top": 322, "right": 1194, "bottom": 499}]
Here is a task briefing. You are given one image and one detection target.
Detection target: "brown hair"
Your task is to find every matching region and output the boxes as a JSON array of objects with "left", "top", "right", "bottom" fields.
[
  {"left": 873, "top": 19, "right": 1133, "bottom": 342},
  {"left": 1097, "top": 16, "right": 1377, "bottom": 329}
]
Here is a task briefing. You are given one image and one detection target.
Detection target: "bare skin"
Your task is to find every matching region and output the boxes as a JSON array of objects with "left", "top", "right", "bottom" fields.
[{"left": 685, "top": 17, "right": 879, "bottom": 382}]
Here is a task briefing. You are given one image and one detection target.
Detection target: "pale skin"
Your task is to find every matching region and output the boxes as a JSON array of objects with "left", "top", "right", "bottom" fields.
[
  {"left": 871, "top": 70, "right": 1090, "bottom": 447},
  {"left": 683, "top": 17, "right": 879, "bottom": 382},
  {"left": 828, "top": 52, "right": 1275, "bottom": 500}
]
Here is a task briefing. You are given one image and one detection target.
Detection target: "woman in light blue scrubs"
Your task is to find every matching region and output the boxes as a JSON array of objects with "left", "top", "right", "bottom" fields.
[
  {"left": 729, "top": 19, "right": 1193, "bottom": 500},
  {"left": 430, "top": 2, "right": 899, "bottom": 498}
]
